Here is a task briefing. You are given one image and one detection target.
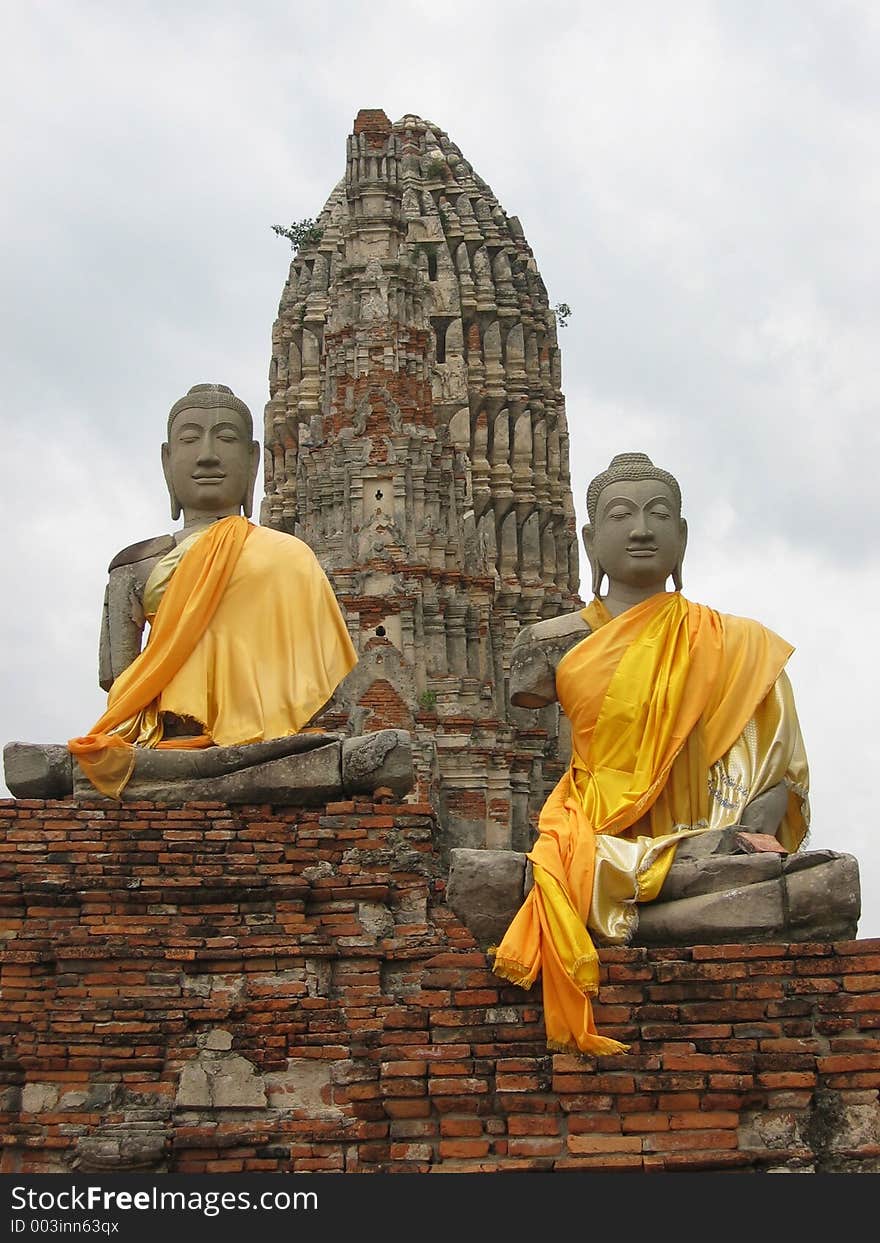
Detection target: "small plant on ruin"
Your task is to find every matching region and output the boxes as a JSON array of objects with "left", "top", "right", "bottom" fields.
[
  {"left": 418, "top": 689, "right": 438, "bottom": 711},
  {"left": 553, "top": 302, "right": 572, "bottom": 328},
  {"left": 425, "top": 157, "right": 447, "bottom": 180},
  {"left": 272, "top": 218, "right": 324, "bottom": 253}
]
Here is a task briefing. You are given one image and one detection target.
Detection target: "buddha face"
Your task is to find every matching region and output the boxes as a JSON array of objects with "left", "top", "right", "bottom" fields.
[
  {"left": 587, "top": 477, "right": 686, "bottom": 592},
  {"left": 162, "top": 405, "right": 259, "bottom": 522}
]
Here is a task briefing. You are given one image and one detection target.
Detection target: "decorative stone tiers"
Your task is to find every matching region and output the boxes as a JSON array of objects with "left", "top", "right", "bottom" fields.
[
  {"left": 263, "top": 108, "right": 583, "bottom": 854},
  {"left": 1, "top": 799, "right": 878, "bottom": 1174}
]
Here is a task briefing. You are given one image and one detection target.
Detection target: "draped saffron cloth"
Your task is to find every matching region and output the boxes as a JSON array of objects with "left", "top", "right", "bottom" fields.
[
  {"left": 491, "top": 591, "right": 808, "bottom": 1055},
  {"left": 69, "top": 516, "right": 358, "bottom": 797}
]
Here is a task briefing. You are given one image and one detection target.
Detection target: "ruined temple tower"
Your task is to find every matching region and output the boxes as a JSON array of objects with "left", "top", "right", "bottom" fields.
[{"left": 263, "top": 109, "right": 582, "bottom": 854}]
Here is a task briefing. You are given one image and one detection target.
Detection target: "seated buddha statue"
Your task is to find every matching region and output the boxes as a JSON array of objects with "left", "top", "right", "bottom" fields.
[
  {"left": 62, "top": 382, "right": 360, "bottom": 800},
  {"left": 488, "top": 451, "right": 858, "bottom": 1056},
  {"left": 2, "top": 383, "right": 413, "bottom": 804}
]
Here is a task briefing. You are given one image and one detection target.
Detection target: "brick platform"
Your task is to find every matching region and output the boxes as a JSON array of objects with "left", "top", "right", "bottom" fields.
[{"left": 1, "top": 798, "right": 878, "bottom": 1173}]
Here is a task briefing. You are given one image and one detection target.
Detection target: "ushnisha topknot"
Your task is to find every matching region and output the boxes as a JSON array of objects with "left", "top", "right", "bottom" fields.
[
  {"left": 167, "top": 383, "right": 253, "bottom": 439},
  {"left": 586, "top": 452, "right": 682, "bottom": 523}
]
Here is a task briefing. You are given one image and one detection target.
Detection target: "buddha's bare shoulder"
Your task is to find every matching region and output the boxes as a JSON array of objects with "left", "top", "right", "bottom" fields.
[
  {"left": 510, "top": 609, "right": 591, "bottom": 708},
  {"left": 514, "top": 609, "right": 591, "bottom": 647},
  {"left": 107, "top": 534, "right": 175, "bottom": 572}
]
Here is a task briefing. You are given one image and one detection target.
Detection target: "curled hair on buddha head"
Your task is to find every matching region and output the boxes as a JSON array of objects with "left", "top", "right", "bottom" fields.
[
  {"left": 166, "top": 383, "right": 254, "bottom": 439},
  {"left": 586, "top": 452, "right": 682, "bottom": 524}
]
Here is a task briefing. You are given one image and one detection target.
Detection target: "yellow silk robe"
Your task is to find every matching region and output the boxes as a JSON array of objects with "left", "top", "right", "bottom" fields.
[
  {"left": 70, "top": 516, "right": 358, "bottom": 796},
  {"left": 492, "top": 591, "right": 809, "bottom": 1055}
]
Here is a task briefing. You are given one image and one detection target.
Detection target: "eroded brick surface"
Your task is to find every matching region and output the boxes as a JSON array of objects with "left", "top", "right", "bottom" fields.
[{"left": 1, "top": 797, "right": 878, "bottom": 1173}]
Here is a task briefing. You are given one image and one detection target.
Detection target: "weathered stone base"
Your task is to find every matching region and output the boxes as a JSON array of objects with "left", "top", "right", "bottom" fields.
[
  {"left": 446, "top": 835, "right": 861, "bottom": 950},
  {"left": 1, "top": 798, "right": 878, "bottom": 1173},
  {"left": 3, "top": 729, "right": 414, "bottom": 805}
]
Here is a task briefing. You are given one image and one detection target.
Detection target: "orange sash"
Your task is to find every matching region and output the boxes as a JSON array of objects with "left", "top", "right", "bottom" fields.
[{"left": 69, "top": 517, "right": 251, "bottom": 796}]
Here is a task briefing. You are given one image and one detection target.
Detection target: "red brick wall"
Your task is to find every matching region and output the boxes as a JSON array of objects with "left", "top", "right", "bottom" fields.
[
  {"left": 1, "top": 798, "right": 878, "bottom": 1173},
  {"left": 326, "top": 360, "right": 435, "bottom": 443},
  {"left": 356, "top": 680, "right": 414, "bottom": 732},
  {"left": 352, "top": 109, "right": 392, "bottom": 145}
]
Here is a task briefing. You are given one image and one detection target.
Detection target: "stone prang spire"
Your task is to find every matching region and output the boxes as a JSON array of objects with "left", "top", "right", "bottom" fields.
[{"left": 263, "top": 109, "right": 582, "bottom": 853}]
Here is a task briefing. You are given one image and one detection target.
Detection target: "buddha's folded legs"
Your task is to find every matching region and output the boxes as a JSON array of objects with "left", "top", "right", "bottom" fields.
[{"left": 4, "top": 729, "right": 413, "bottom": 805}]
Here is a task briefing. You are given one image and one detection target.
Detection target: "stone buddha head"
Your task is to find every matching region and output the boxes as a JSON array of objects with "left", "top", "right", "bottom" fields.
[
  {"left": 161, "top": 383, "right": 260, "bottom": 525},
  {"left": 583, "top": 452, "right": 687, "bottom": 599}
]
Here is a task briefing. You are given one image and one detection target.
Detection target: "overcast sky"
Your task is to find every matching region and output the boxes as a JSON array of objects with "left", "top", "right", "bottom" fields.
[{"left": 2, "top": 1, "right": 878, "bottom": 937}]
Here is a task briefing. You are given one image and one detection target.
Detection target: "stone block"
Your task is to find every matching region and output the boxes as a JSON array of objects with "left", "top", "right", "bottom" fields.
[
  {"left": 264, "top": 1059, "right": 343, "bottom": 1118},
  {"left": 207, "top": 1055, "right": 268, "bottom": 1109},
  {"left": 358, "top": 902, "right": 396, "bottom": 939},
  {"left": 638, "top": 845, "right": 860, "bottom": 946},
  {"left": 74, "top": 1123, "right": 168, "bottom": 1172},
  {"left": 175, "top": 1052, "right": 267, "bottom": 1110},
  {"left": 175, "top": 1065, "right": 211, "bottom": 1109},
  {"left": 660, "top": 852, "right": 782, "bottom": 902},
  {"left": 4, "top": 742, "right": 73, "bottom": 799},
  {"left": 21, "top": 1083, "right": 58, "bottom": 1113},
  {"left": 446, "top": 847, "right": 527, "bottom": 948},
  {"left": 397, "top": 893, "right": 428, "bottom": 923},
  {"left": 342, "top": 729, "right": 414, "bottom": 797},
  {"left": 55, "top": 1084, "right": 115, "bottom": 1111},
  {"left": 783, "top": 852, "right": 860, "bottom": 940},
  {"left": 634, "top": 877, "right": 786, "bottom": 946},
  {"left": 199, "top": 1028, "right": 233, "bottom": 1051}
]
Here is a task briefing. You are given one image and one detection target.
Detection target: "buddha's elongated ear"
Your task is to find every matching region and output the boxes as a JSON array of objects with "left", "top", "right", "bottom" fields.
[
  {"left": 582, "top": 523, "right": 606, "bottom": 598},
  {"left": 672, "top": 517, "right": 688, "bottom": 592},
  {"left": 161, "top": 442, "right": 181, "bottom": 522},
  {"left": 242, "top": 440, "right": 260, "bottom": 519}
]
